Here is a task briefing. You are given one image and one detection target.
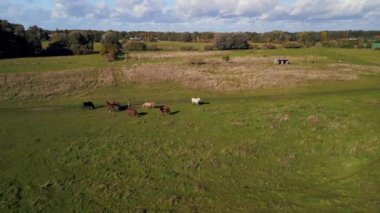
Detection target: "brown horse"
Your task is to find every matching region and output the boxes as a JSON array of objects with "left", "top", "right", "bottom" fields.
[
  {"left": 159, "top": 106, "right": 171, "bottom": 116},
  {"left": 126, "top": 108, "right": 138, "bottom": 117},
  {"left": 106, "top": 101, "right": 120, "bottom": 112}
]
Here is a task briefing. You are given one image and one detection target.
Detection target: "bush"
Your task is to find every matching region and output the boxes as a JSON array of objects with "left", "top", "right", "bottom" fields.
[
  {"left": 204, "top": 45, "right": 214, "bottom": 51},
  {"left": 123, "top": 40, "right": 147, "bottom": 51},
  {"left": 222, "top": 55, "right": 230, "bottom": 62},
  {"left": 70, "top": 44, "right": 93, "bottom": 55},
  {"left": 179, "top": 46, "right": 195, "bottom": 51},
  {"left": 282, "top": 41, "right": 302, "bottom": 48},
  {"left": 263, "top": 43, "right": 277, "bottom": 49},
  {"left": 44, "top": 41, "right": 73, "bottom": 56},
  {"left": 214, "top": 33, "right": 250, "bottom": 50}
]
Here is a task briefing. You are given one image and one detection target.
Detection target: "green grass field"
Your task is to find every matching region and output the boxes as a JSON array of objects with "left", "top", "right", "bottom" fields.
[{"left": 1, "top": 46, "right": 379, "bottom": 211}]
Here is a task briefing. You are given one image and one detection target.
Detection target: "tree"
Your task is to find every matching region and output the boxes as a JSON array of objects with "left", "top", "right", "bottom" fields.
[
  {"left": 320, "top": 31, "right": 329, "bottom": 42},
  {"left": 214, "top": 33, "right": 250, "bottom": 50},
  {"left": 0, "top": 20, "right": 35, "bottom": 58},
  {"left": 299, "top": 31, "right": 319, "bottom": 47},
  {"left": 26, "top": 26, "right": 43, "bottom": 53},
  {"left": 67, "top": 31, "right": 93, "bottom": 54},
  {"left": 100, "top": 31, "right": 121, "bottom": 61},
  {"left": 181, "top": 32, "right": 192, "bottom": 42},
  {"left": 45, "top": 33, "right": 72, "bottom": 56},
  {"left": 0, "top": 31, "right": 34, "bottom": 58}
]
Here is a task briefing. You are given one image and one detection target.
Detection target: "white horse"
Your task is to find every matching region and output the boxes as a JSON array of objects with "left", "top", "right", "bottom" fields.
[
  {"left": 142, "top": 102, "right": 156, "bottom": 109},
  {"left": 191, "top": 98, "right": 201, "bottom": 105}
]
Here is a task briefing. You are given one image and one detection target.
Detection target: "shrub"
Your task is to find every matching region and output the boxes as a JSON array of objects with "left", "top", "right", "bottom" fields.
[
  {"left": 282, "top": 41, "right": 302, "bottom": 48},
  {"left": 204, "top": 45, "right": 214, "bottom": 51},
  {"left": 263, "top": 43, "right": 277, "bottom": 49},
  {"left": 44, "top": 41, "right": 73, "bottom": 56},
  {"left": 123, "top": 40, "right": 147, "bottom": 51},
  {"left": 214, "top": 33, "right": 250, "bottom": 50},
  {"left": 222, "top": 55, "right": 230, "bottom": 62},
  {"left": 70, "top": 44, "right": 93, "bottom": 55}
]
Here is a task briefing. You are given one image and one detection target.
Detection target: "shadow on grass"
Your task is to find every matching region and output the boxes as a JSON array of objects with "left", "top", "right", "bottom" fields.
[
  {"left": 138, "top": 112, "right": 148, "bottom": 117},
  {"left": 199, "top": 101, "right": 210, "bottom": 105},
  {"left": 95, "top": 105, "right": 105, "bottom": 109},
  {"left": 170, "top": 111, "right": 180, "bottom": 115}
]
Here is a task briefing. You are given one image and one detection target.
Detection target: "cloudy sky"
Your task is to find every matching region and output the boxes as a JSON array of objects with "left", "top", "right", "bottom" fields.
[{"left": 1, "top": 0, "right": 380, "bottom": 32}]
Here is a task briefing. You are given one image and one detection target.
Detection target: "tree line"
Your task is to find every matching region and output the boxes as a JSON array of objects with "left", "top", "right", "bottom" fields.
[{"left": 1, "top": 19, "right": 380, "bottom": 59}]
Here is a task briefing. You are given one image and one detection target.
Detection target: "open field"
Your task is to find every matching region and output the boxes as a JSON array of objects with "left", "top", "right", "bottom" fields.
[{"left": 1, "top": 46, "right": 380, "bottom": 211}]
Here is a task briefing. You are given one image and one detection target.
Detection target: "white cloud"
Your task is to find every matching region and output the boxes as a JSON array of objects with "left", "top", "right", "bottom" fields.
[
  {"left": 52, "top": 0, "right": 96, "bottom": 19},
  {"left": 175, "top": 0, "right": 279, "bottom": 19},
  {"left": 114, "top": 0, "right": 166, "bottom": 20},
  {"left": 1, "top": 0, "right": 380, "bottom": 31},
  {"left": 289, "top": 0, "right": 380, "bottom": 20}
]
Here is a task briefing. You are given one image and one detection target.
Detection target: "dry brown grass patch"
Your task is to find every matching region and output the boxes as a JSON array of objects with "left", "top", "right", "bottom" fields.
[
  {"left": 0, "top": 68, "right": 122, "bottom": 100},
  {"left": 123, "top": 56, "right": 380, "bottom": 91}
]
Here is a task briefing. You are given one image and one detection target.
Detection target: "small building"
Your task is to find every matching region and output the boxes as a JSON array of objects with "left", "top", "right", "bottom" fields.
[
  {"left": 274, "top": 59, "right": 290, "bottom": 65},
  {"left": 371, "top": 43, "right": 380, "bottom": 50}
]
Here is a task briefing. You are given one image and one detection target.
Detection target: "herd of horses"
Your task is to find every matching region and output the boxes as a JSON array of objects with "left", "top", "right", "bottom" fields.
[
  {"left": 82, "top": 100, "right": 175, "bottom": 117},
  {"left": 82, "top": 98, "right": 205, "bottom": 117}
]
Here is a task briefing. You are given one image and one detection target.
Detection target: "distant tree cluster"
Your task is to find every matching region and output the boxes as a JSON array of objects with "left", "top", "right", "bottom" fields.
[
  {"left": 2, "top": 19, "right": 380, "bottom": 59},
  {"left": 122, "top": 31, "right": 215, "bottom": 42},
  {"left": 247, "top": 30, "right": 380, "bottom": 48},
  {"left": 214, "top": 33, "right": 250, "bottom": 50},
  {"left": 46, "top": 31, "right": 94, "bottom": 56},
  {"left": 0, "top": 20, "right": 46, "bottom": 58}
]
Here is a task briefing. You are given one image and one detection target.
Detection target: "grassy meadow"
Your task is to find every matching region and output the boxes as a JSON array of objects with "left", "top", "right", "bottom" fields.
[{"left": 0, "top": 43, "right": 380, "bottom": 211}]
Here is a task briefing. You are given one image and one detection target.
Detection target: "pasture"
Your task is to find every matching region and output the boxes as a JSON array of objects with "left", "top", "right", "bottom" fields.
[{"left": 0, "top": 46, "right": 380, "bottom": 211}]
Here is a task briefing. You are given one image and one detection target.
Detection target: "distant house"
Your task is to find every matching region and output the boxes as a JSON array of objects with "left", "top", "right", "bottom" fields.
[{"left": 371, "top": 43, "right": 380, "bottom": 50}]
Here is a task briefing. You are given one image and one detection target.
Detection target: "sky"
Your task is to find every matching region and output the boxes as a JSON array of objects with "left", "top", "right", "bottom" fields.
[{"left": 1, "top": 0, "right": 380, "bottom": 32}]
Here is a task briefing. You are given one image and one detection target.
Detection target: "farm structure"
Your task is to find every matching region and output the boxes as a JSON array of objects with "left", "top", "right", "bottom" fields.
[
  {"left": 371, "top": 43, "right": 380, "bottom": 50},
  {"left": 274, "top": 59, "right": 290, "bottom": 64}
]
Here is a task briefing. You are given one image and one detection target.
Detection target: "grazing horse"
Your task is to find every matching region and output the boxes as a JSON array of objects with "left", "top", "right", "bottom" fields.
[
  {"left": 82, "top": 101, "right": 95, "bottom": 110},
  {"left": 126, "top": 108, "right": 138, "bottom": 117},
  {"left": 191, "top": 98, "right": 201, "bottom": 105},
  {"left": 159, "top": 106, "right": 171, "bottom": 116},
  {"left": 106, "top": 101, "right": 120, "bottom": 112},
  {"left": 142, "top": 102, "right": 156, "bottom": 110}
]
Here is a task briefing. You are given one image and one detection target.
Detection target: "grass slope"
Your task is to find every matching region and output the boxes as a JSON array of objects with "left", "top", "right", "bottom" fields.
[{"left": 1, "top": 80, "right": 379, "bottom": 211}]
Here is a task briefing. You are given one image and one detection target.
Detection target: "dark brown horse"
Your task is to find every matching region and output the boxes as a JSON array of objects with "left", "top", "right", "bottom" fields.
[
  {"left": 159, "top": 106, "right": 171, "bottom": 116},
  {"left": 82, "top": 101, "right": 95, "bottom": 110}
]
